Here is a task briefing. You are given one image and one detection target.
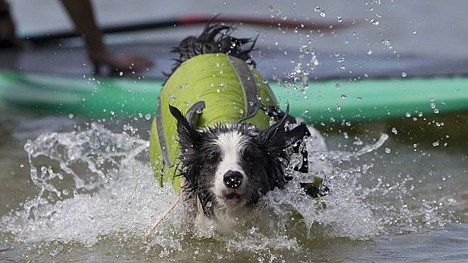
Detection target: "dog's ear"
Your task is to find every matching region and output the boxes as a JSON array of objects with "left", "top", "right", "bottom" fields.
[
  {"left": 169, "top": 105, "right": 201, "bottom": 147},
  {"left": 258, "top": 104, "right": 310, "bottom": 156}
]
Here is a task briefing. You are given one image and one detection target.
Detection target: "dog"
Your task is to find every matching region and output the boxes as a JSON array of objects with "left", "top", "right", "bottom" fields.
[{"left": 149, "top": 24, "right": 325, "bottom": 226}]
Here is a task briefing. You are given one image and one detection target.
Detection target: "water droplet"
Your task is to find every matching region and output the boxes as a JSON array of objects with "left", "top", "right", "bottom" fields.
[
  {"left": 384, "top": 147, "right": 391, "bottom": 153},
  {"left": 370, "top": 18, "right": 379, "bottom": 25},
  {"left": 401, "top": 72, "right": 407, "bottom": 78},
  {"left": 341, "top": 94, "right": 347, "bottom": 99},
  {"left": 391, "top": 127, "right": 398, "bottom": 134},
  {"left": 432, "top": 141, "right": 440, "bottom": 147}
]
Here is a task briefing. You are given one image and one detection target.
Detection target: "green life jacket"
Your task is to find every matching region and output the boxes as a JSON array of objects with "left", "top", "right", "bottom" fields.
[{"left": 149, "top": 53, "right": 279, "bottom": 192}]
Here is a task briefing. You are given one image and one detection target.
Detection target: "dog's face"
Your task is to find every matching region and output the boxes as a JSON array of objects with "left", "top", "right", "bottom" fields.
[{"left": 169, "top": 105, "right": 309, "bottom": 218}]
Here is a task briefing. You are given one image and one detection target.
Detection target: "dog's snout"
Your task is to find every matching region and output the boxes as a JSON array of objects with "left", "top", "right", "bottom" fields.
[{"left": 223, "top": 170, "right": 243, "bottom": 189}]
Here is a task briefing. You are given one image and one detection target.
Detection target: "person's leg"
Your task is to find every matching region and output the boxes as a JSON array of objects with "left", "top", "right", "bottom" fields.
[
  {"left": 59, "top": 0, "right": 105, "bottom": 59},
  {"left": 0, "top": 0, "right": 24, "bottom": 48},
  {"left": 60, "top": 0, "right": 152, "bottom": 74}
]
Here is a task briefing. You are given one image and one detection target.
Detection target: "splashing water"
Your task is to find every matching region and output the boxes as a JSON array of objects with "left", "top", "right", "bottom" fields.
[
  {"left": 0, "top": 124, "right": 172, "bottom": 247},
  {"left": 283, "top": 42, "right": 319, "bottom": 93},
  {"left": 0, "top": 123, "right": 455, "bottom": 259}
]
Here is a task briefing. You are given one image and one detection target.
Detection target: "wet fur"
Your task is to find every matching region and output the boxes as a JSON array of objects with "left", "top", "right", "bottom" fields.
[{"left": 168, "top": 24, "right": 256, "bottom": 76}]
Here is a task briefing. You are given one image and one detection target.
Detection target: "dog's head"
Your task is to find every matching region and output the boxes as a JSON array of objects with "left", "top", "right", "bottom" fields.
[{"left": 169, "top": 105, "right": 309, "bottom": 218}]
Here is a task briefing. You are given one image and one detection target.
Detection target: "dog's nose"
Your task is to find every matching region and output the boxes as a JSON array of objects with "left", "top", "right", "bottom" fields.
[{"left": 223, "top": 170, "right": 243, "bottom": 189}]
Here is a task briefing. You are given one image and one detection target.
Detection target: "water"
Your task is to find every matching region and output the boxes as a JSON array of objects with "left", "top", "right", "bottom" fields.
[
  {"left": 0, "top": 110, "right": 466, "bottom": 261},
  {"left": 2, "top": 0, "right": 468, "bottom": 261}
]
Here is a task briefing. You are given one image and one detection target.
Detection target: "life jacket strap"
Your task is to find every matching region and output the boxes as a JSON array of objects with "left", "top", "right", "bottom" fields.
[
  {"left": 228, "top": 56, "right": 260, "bottom": 122},
  {"left": 156, "top": 100, "right": 173, "bottom": 168}
]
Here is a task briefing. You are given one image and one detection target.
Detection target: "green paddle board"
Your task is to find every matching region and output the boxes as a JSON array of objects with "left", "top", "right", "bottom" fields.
[{"left": 1, "top": 70, "right": 466, "bottom": 124}]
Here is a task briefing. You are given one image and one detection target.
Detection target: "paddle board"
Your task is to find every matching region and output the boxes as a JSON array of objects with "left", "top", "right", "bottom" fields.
[{"left": 1, "top": 70, "right": 466, "bottom": 124}]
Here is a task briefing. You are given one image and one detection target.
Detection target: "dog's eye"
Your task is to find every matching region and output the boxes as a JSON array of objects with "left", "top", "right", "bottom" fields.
[
  {"left": 206, "top": 151, "right": 220, "bottom": 164},
  {"left": 243, "top": 154, "right": 256, "bottom": 163}
]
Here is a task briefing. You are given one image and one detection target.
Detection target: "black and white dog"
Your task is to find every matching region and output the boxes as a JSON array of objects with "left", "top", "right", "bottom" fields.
[
  {"left": 170, "top": 105, "right": 308, "bottom": 217},
  {"left": 153, "top": 25, "right": 325, "bottom": 226}
]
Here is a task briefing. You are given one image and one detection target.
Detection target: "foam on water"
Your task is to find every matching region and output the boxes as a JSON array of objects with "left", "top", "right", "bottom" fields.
[{"left": 0, "top": 123, "right": 456, "bottom": 258}]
